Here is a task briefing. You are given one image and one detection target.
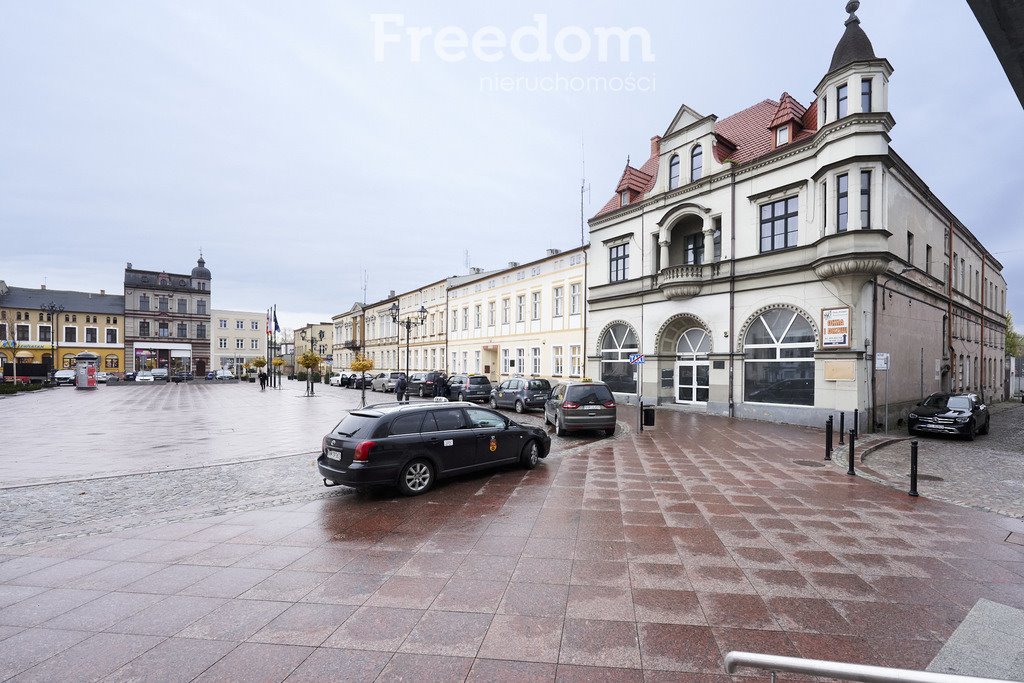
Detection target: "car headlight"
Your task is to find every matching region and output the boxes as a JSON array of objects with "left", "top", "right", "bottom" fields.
[
  {"left": 955, "top": 417, "right": 969, "bottom": 423},
  {"left": 908, "top": 413, "right": 918, "bottom": 419}
]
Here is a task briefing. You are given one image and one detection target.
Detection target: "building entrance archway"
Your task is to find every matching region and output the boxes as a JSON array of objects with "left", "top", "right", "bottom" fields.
[{"left": 676, "top": 328, "right": 711, "bottom": 403}]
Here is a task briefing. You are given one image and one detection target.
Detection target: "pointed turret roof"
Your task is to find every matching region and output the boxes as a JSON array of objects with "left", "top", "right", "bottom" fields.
[{"left": 828, "top": 0, "right": 876, "bottom": 74}]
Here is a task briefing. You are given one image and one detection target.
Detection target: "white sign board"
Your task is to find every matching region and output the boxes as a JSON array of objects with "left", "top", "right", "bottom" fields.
[
  {"left": 821, "top": 307, "right": 852, "bottom": 349},
  {"left": 875, "top": 352, "right": 890, "bottom": 371}
]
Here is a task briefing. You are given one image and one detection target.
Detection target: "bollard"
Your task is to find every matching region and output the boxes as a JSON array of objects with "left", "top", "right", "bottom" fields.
[
  {"left": 909, "top": 440, "right": 919, "bottom": 497},
  {"left": 847, "top": 430, "right": 856, "bottom": 476},
  {"left": 825, "top": 416, "right": 833, "bottom": 461},
  {"left": 853, "top": 409, "right": 859, "bottom": 439},
  {"left": 838, "top": 412, "right": 846, "bottom": 445}
]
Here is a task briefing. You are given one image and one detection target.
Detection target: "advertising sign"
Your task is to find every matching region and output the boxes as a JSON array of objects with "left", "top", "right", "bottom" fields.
[
  {"left": 875, "top": 352, "right": 890, "bottom": 371},
  {"left": 821, "top": 307, "right": 851, "bottom": 349}
]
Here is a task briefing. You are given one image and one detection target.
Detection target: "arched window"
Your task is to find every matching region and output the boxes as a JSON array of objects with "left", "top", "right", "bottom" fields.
[
  {"left": 690, "top": 144, "right": 703, "bottom": 181},
  {"left": 105, "top": 354, "right": 119, "bottom": 369},
  {"left": 676, "top": 328, "right": 711, "bottom": 403},
  {"left": 600, "top": 323, "right": 639, "bottom": 393},
  {"left": 743, "top": 309, "right": 815, "bottom": 406},
  {"left": 668, "top": 155, "right": 680, "bottom": 190},
  {"left": 62, "top": 353, "right": 76, "bottom": 369}
]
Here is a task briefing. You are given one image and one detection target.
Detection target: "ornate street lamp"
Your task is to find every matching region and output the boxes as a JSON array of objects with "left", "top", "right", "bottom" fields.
[
  {"left": 298, "top": 329, "right": 324, "bottom": 397},
  {"left": 39, "top": 302, "right": 64, "bottom": 382},
  {"left": 389, "top": 303, "right": 428, "bottom": 385}
]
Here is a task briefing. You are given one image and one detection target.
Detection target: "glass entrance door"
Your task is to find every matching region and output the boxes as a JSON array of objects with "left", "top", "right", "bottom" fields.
[{"left": 676, "top": 328, "right": 710, "bottom": 403}]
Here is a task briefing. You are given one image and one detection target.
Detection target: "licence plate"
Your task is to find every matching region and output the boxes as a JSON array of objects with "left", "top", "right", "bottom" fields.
[
  {"left": 584, "top": 405, "right": 601, "bottom": 410},
  {"left": 327, "top": 451, "right": 342, "bottom": 461}
]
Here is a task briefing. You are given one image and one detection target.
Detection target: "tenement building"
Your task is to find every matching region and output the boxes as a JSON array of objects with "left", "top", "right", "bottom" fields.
[
  {"left": 586, "top": 3, "right": 1008, "bottom": 429},
  {"left": 123, "top": 257, "right": 212, "bottom": 375},
  {"left": 0, "top": 283, "right": 125, "bottom": 374},
  {"left": 211, "top": 309, "right": 268, "bottom": 375}
]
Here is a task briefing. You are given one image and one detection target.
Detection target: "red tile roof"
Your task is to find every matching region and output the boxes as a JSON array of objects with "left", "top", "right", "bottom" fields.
[{"left": 593, "top": 94, "right": 821, "bottom": 219}]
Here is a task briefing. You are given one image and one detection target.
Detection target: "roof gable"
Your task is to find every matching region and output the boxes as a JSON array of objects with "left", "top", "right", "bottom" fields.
[{"left": 663, "top": 104, "right": 707, "bottom": 137}]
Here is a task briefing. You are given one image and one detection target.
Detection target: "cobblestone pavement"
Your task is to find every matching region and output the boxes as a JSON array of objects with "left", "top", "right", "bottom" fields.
[
  {"left": 0, "top": 390, "right": 605, "bottom": 545},
  {"left": 0, "top": 411, "right": 1021, "bottom": 681},
  {"left": 861, "top": 400, "right": 1024, "bottom": 518},
  {"left": 1, "top": 381, "right": 367, "bottom": 487}
]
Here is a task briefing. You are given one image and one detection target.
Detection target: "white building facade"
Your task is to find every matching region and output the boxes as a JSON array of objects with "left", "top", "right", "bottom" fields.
[
  {"left": 586, "top": 5, "right": 1008, "bottom": 430},
  {"left": 211, "top": 309, "right": 268, "bottom": 375}
]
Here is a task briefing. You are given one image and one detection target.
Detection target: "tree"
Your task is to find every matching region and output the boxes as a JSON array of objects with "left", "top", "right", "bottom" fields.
[
  {"left": 1007, "top": 312, "right": 1022, "bottom": 358},
  {"left": 251, "top": 357, "right": 267, "bottom": 370},
  {"left": 351, "top": 353, "right": 374, "bottom": 407},
  {"left": 297, "top": 350, "right": 323, "bottom": 396}
]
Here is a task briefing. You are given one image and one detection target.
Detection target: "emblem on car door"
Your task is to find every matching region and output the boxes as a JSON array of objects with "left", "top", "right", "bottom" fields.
[{"left": 489, "top": 436, "right": 497, "bottom": 452}]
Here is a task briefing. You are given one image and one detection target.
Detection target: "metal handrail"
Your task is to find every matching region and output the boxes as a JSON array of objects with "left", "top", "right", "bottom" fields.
[{"left": 724, "top": 652, "right": 1013, "bottom": 683}]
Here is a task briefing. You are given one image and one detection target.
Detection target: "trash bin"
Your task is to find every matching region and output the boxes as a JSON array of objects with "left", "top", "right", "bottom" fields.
[{"left": 642, "top": 405, "right": 656, "bottom": 427}]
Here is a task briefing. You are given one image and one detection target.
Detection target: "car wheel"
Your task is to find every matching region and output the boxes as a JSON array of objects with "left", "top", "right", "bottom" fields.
[
  {"left": 514, "top": 400, "right": 524, "bottom": 414},
  {"left": 604, "top": 425, "right": 616, "bottom": 437},
  {"left": 979, "top": 418, "right": 990, "bottom": 435},
  {"left": 490, "top": 397, "right": 498, "bottom": 409},
  {"left": 458, "top": 392, "right": 465, "bottom": 402},
  {"left": 555, "top": 415, "right": 566, "bottom": 437},
  {"left": 419, "top": 387, "right": 424, "bottom": 398},
  {"left": 398, "top": 459, "right": 434, "bottom": 496},
  {"left": 520, "top": 440, "right": 540, "bottom": 469}
]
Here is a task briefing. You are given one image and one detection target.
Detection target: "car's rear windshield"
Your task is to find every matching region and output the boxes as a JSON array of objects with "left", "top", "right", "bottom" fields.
[
  {"left": 527, "top": 380, "right": 550, "bottom": 391},
  {"left": 333, "top": 413, "right": 379, "bottom": 438},
  {"left": 566, "top": 385, "right": 613, "bottom": 404},
  {"left": 469, "top": 376, "right": 489, "bottom": 385}
]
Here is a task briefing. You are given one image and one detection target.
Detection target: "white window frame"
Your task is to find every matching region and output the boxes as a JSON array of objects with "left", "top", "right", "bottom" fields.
[
  {"left": 570, "top": 345, "right": 582, "bottom": 377},
  {"left": 219, "top": 338, "right": 228, "bottom": 349},
  {"left": 236, "top": 338, "right": 244, "bottom": 349},
  {"left": 219, "top": 319, "right": 228, "bottom": 329},
  {"left": 552, "top": 346, "right": 564, "bottom": 375},
  {"left": 570, "top": 283, "right": 581, "bottom": 315},
  {"left": 553, "top": 287, "right": 564, "bottom": 317},
  {"left": 531, "top": 347, "right": 541, "bottom": 375},
  {"left": 501, "top": 348, "right": 510, "bottom": 373},
  {"left": 531, "top": 292, "right": 541, "bottom": 320},
  {"left": 516, "top": 295, "right": 525, "bottom": 323}
]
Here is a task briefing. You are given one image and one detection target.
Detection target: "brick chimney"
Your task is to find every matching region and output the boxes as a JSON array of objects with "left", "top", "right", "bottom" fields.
[
  {"left": 100, "top": 289, "right": 105, "bottom": 295},
  {"left": 40, "top": 284, "right": 46, "bottom": 290},
  {"left": 650, "top": 135, "right": 662, "bottom": 158}
]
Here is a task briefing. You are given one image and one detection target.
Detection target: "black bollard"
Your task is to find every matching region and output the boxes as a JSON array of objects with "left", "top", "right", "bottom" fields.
[
  {"left": 825, "top": 416, "right": 833, "bottom": 461},
  {"left": 853, "top": 409, "right": 859, "bottom": 439},
  {"left": 909, "top": 440, "right": 919, "bottom": 497},
  {"left": 838, "top": 412, "right": 846, "bottom": 445},
  {"left": 847, "top": 430, "right": 856, "bottom": 476}
]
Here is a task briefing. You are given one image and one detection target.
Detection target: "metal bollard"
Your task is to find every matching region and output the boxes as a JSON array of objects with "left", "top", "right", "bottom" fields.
[
  {"left": 838, "top": 412, "right": 846, "bottom": 445},
  {"left": 909, "top": 440, "right": 919, "bottom": 497},
  {"left": 825, "top": 416, "right": 833, "bottom": 461},
  {"left": 853, "top": 409, "right": 859, "bottom": 439},
  {"left": 847, "top": 430, "right": 856, "bottom": 476}
]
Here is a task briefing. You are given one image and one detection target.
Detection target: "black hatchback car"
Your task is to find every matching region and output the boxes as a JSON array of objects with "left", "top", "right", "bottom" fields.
[
  {"left": 908, "top": 392, "right": 990, "bottom": 440},
  {"left": 318, "top": 402, "right": 551, "bottom": 495}
]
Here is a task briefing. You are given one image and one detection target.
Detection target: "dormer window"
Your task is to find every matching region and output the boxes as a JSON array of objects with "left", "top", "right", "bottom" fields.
[
  {"left": 690, "top": 144, "right": 703, "bottom": 181},
  {"left": 668, "top": 155, "right": 680, "bottom": 190},
  {"left": 620, "top": 190, "right": 630, "bottom": 206},
  {"left": 775, "top": 126, "right": 789, "bottom": 146}
]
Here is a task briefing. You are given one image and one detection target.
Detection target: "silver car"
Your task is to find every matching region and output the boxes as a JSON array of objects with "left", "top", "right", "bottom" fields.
[{"left": 544, "top": 381, "right": 617, "bottom": 437}]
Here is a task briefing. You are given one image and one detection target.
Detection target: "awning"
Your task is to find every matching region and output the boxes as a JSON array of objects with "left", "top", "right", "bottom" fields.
[{"left": 15, "top": 351, "right": 34, "bottom": 358}]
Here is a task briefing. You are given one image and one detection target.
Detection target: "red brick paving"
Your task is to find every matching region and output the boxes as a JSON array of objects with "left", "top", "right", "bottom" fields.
[{"left": 1, "top": 411, "right": 1023, "bottom": 680}]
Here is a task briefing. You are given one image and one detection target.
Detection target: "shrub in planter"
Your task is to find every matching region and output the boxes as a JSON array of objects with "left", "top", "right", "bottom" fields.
[
  {"left": 296, "top": 371, "right": 308, "bottom": 382},
  {"left": 311, "top": 372, "right": 322, "bottom": 384}
]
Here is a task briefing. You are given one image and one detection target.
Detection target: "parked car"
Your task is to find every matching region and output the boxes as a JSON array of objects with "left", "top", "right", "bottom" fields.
[
  {"left": 53, "top": 369, "right": 76, "bottom": 385},
  {"left": 95, "top": 371, "right": 110, "bottom": 383},
  {"left": 544, "top": 380, "right": 617, "bottom": 437},
  {"left": 205, "top": 371, "right": 216, "bottom": 380},
  {"left": 490, "top": 378, "right": 551, "bottom": 413},
  {"left": 136, "top": 371, "right": 155, "bottom": 383},
  {"left": 215, "top": 369, "right": 233, "bottom": 380},
  {"left": 445, "top": 374, "right": 492, "bottom": 403},
  {"left": 350, "top": 372, "right": 373, "bottom": 390},
  {"left": 124, "top": 371, "right": 137, "bottom": 382},
  {"left": 372, "top": 372, "right": 404, "bottom": 392},
  {"left": 318, "top": 402, "right": 551, "bottom": 496},
  {"left": 908, "top": 392, "right": 990, "bottom": 440},
  {"left": 151, "top": 368, "right": 169, "bottom": 382},
  {"left": 408, "top": 371, "right": 445, "bottom": 398},
  {"left": 329, "top": 373, "right": 349, "bottom": 387},
  {"left": 171, "top": 371, "right": 194, "bottom": 383}
]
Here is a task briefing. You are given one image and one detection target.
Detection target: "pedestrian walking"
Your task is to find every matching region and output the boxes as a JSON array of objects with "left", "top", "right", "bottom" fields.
[
  {"left": 259, "top": 371, "right": 267, "bottom": 391},
  {"left": 434, "top": 372, "right": 447, "bottom": 398},
  {"left": 395, "top": 373, "right": 408, "bottom": 402}
]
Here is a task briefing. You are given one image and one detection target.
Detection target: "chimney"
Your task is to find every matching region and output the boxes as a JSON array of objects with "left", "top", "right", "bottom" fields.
[
  {"left": 40, "top": 284, "right": 46, "bottom": 290},
  {"left": 100, "top": 289, "right": 105, "bottom": 295},
  {"left": 546, "top": 248, "right": 561, "bottom": 256},
  {"left": 650, "top": 135, "right": 662, "bottom": 157},
  {"left": 507, "top": 261, "right": 519, "bottom": 268},
  {"left": 389, "top": 290, "right": 395, "bottom": 298}
]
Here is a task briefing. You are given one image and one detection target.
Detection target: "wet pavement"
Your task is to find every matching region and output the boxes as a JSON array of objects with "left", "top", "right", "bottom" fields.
[
  {"left": 861, "top": 400, "right": 1024, "bottom": 518},
  {"left": 1, "top": 410, "right": 1023, "bottom": 680}
]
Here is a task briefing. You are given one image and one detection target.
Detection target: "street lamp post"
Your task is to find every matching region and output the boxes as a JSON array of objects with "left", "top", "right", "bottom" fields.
[
  {"left": 389, "top": 303, "right": 428, "bottom": 384},
  {"left": 298, "top": 329, "right": 324, "bottom": 397},
  {"left": 39, "top": 302, "right": 65, "bottom": 382}
]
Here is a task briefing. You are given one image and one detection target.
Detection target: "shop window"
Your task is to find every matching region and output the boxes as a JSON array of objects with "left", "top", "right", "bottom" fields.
[
  {"left": 600, "top": 323, "right": 639, "bottom": 393},
  {"left": 105, "top": 355, "right": 119, "bottom": 369},
  {"left": 743, "top": 308, "right": 815, "bottom": 406}
]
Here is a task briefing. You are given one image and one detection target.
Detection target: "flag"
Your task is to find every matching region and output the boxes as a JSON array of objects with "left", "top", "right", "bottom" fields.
[
  {"left": 266, "top": 309, "right": 271, "bottom": 335},
  {"left": 273, "top": 307, "right": 280, "bottom": 333}
]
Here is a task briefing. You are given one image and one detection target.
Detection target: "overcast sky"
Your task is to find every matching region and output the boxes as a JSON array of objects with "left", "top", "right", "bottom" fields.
[{"left": 1, "top": 1, "right": 1021, "bottom": 332}]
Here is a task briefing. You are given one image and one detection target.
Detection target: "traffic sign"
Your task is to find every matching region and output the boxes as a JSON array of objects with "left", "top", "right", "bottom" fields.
[{"left": 629, "top": 354, "right": 646, "bottom": 365}]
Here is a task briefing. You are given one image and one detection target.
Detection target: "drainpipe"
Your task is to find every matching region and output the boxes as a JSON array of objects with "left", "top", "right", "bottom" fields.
[
  {"left": 444, "top": 286, "right": 450, "bottom": 374},
  {"left": 947, "top": 220, "right": 954, "bottom": 390},
  {"left": 871, "top": 277, "right": 878, "bottom": 432},
  {"left": 981, "top": 256, "right": 986, "bottom": 391},
  {"left": 728, "top": 169, "right": 737, "bottom": 418}
]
